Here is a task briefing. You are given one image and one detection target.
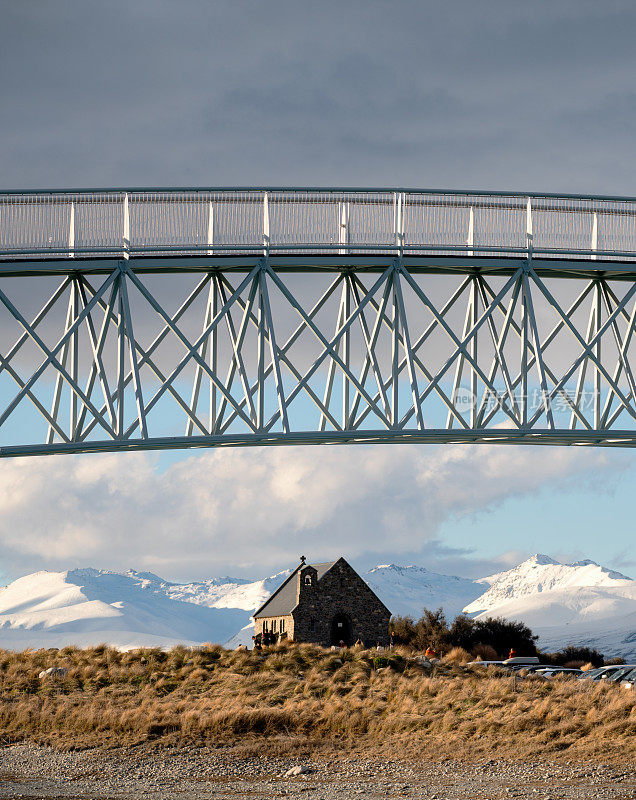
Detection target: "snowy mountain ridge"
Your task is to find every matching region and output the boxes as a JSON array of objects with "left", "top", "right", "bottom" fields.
[
  {"left": 464, "top": 554, "right": 632, "bottom": 615},
  {"left": 364, "top": 563, "right": 481, "bottom": 620},
  {"left": 0, "top": 555, "right": 633, "bottom": 658}
]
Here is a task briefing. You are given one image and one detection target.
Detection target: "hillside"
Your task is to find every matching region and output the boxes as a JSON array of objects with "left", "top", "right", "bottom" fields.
[
  {"left": 364, "top": 563, "right": 481, "bottom": 619},
  {"left": 464, "top": 554, "right": 633, "bottom": 614},
  {"left": 464, "top": 555, "right": 636, "bottom": 660},
  {"left": 0, "top": 569, "right": 250, "bottom": 650},
  {"left": 0, "top": 643, "right": 632, "bottom": 763}
]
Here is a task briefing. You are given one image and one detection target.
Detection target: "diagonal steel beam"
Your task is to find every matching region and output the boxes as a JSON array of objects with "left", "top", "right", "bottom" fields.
[
  {"left": 526, "top": 269, "right": 636, "bottom": 427},
  {"left": 392, "top": 266, "right": 424, "bottom": 430},
  {"left": 217, "top": 272, "right": 345, "bottom": 435},
  {"left": 260, "top": 267, "right": 289, "bottom": 433},
  {"left": 0, "top": 272, "right": 118, "bottom": 436},
  {"left": 398, "top": 267, "right": 522, "bottom": 429},
  {"left": 264, "top": 263, "right": 394, "bottom": 430},
  {"left": 351, "top": 275, "right": 471, "bottom": 431},
  {"left": 121, "top": 265, "right": 259, "bottom": 436},
  {"left": 79, "top": 275, "right": 210, "bottom": 441}
]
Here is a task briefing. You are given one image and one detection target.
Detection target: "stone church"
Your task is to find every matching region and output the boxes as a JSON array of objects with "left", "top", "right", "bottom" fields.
[{"left": 253, "top": 556, "right": 391, "bottom": 647}]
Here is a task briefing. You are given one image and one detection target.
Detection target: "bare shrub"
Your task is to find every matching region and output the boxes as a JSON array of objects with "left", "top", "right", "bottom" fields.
[
  {"left": 472, "top": 644, "right": 498, "bottom": 661},
  {"left": 443, "top": 647, "right": 471, "bottom": 665}
]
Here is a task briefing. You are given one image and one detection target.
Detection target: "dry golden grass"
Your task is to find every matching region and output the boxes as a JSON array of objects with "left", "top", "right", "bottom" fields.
[{"left": 0, "top": 643, "right": 633, "bottom": 763}]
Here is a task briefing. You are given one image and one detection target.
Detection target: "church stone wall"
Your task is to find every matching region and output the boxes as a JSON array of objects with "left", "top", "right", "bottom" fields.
[{"left": 292, "top": 559, "right": 390, "bottom": 647}]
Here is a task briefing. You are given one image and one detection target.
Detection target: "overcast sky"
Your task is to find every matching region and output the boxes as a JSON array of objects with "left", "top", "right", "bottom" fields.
[
  {"left": 3, "top": 0, "right": 636, "bottom": 194},
  {"left": 1, "top": 1, "right": 635, "bottom": 582}
]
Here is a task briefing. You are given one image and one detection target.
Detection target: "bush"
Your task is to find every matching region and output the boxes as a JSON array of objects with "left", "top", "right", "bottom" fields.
[
  {"left": 547, "top": 646, "right": 604, "bottom": 668},
  {"left": 472, "top": 643, "right": 498, "bottom": 661},
  {"left": 390, "top": 616, "right": 417, "bottom": 646},
  {"left": 390, "top": 609, "right": 538, "bottom": 658},
  {"left": 443, "top": 647, "right": 471, "bottom": 665}
]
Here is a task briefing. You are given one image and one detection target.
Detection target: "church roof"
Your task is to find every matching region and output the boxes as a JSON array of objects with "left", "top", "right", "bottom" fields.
[{"left": 253, "top": 561, "right": 337, "bottom": 618}]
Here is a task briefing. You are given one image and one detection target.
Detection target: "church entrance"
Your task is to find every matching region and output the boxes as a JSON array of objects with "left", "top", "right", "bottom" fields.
[{"left": 330, "top": 613, "right": 352, "bottom": 646}]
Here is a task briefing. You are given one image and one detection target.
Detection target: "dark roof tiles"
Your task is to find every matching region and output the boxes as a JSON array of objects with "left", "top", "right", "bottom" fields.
[{"left": 253, "top": 561, "right": 336, "bottom": 618}]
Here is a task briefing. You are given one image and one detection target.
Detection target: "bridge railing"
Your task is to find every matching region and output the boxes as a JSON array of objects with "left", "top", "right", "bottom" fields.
[{"left": 1, "top": 189, "right": 636, "bottom": 260}]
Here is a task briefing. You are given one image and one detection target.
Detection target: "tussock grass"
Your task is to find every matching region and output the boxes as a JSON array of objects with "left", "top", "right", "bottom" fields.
[{"left": 0, "top": 643, "right": 633, "bottom": 762}]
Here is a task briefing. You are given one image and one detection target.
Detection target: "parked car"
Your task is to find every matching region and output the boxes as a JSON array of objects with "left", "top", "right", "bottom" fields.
[
  {"left": 535, "top": 667, "right": 582, "bottom": 679},
  {"left": 603, "top": 665, "right": 636, "bottom": 683},
  {"left": 618, "top": 667, "right": 636, "bottom": 688},
  {"left": 578, "top": 666, "right": 624, "bottom": 681},
  {"left": 466, "top": 657, "right": 539, "bottom": 668}
]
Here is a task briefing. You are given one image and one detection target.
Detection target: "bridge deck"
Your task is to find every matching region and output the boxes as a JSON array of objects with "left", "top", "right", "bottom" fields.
[{"left": 2, "top": 188, "right": 636, "bottom": 456}]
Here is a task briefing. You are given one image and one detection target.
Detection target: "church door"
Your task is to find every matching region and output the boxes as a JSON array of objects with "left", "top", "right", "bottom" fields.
[{"left": 330, "top": 613, "right": 352, "bottom": 646}]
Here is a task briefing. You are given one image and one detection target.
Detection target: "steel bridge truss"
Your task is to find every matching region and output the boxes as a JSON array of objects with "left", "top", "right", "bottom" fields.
[
  {"left": 3, "top": 188, "right": 636, "bottom": 456},
  {"left": 3, "top": 260, "right": 636, "bottom": 455}
]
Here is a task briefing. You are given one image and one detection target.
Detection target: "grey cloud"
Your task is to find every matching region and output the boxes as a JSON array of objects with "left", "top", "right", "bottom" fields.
[{"left": 2, "top": 1, "right": 636, "bottom": 191}]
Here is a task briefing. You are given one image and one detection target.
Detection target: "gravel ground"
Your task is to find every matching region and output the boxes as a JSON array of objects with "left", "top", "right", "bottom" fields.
[{"left": 0, "top": 743, "right": 633, "bottom": 800}]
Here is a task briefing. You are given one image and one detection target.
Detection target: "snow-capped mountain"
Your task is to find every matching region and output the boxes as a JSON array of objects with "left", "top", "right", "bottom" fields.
[
  {"left": 161, "top": 570, "right": 292, "bottom": 611},
  {"left": 463, "top": 555, "right": 636, "bottom": 661},
  {"left": 464, "top": 554, "right": 633, "bottom": 614},
  {"left": 364, "top": 564, "right": 482, "bottom": 619},
  {"left": 0, "top": 568, "right": 286, "bottom": 651}
]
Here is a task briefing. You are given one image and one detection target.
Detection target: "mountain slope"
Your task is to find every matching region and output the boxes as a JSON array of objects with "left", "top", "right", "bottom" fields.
[
  {"left": 161, "top": 570, "right": 292, "bottom": 611},
  {"left": 464, "top": 554, "right": 633, "bottom": 615},
  {"left": 464, "top": 555, "right": 636, "bottom": 660},
  {"left": 0, "top": 555, "right": 634, "bottom": 658},
  {"left": 363, "top": 564, "right": 481, "bottom": 619},
  {"left": 0, "top": 569, "right": 251, "bottom": 650}
]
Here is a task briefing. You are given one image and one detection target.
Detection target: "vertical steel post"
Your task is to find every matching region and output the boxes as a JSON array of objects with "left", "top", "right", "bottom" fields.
[
  {"left": 122, "top": 193, "right": 130, "bottom": 259},
  {"left": 521, "top": 199, "right": 532, "bottom": 428},
  {"left": 470, "top": 276, "right": 478, "bottom": 428},
  {"left": 257, "top": 266, "right": 265, "bottom": 430},
  {"left": 263, "top": 192, "right": 270, "bottom": 256},
  {"left": 343, "top": 274, "right": 351, "bottom": 429},
  {"left": 70, "top": 278, "right": 79, "bottom": 439},
  {"left": 595, "top": 280, "right": 602, "bottom": 428},
  {"left": 391, "top": 269, "right": 399, "bottom": 427},
  {"left": 339, "top": 201, "right": 349, "bottom": 255},
  {"left": 210, "top": 274, "right": 218, "bottom": 433},
  {"left": 207, "top": 201, "right": 214, "bottom": 256},
  {"left": 521, "top": 276, "right": 529, "bottom": 428},
  {"left": 117, "top": 274, "right": 125, "bottom": 436},
  {"left": 68, "top": 202, "right": 75, "bottom": 259}
]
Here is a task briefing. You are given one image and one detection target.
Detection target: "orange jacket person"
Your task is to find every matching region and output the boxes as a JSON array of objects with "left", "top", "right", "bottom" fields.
[{"left": 425, "top": 646, "right": 437, "bottom": 659}]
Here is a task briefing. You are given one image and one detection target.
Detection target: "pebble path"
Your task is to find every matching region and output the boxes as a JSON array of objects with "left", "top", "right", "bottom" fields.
[{"left": 0, "top": 743, "right": 633, "bottom": 799}]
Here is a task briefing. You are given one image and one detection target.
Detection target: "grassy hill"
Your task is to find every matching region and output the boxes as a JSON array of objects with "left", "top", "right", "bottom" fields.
[{"left": 0, "top": 643, "right": 633, "bottom": 763}]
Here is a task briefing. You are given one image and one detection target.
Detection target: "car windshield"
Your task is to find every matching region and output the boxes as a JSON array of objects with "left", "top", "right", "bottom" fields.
[
  {"left": 581, "top": 668, "right": 604, "bottom": 678},
  {"left": 610, "top": 667, "right": 634, "bottom": 680}
]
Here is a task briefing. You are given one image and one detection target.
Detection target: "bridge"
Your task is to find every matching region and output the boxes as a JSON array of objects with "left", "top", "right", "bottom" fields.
[{"left": 2, "top": 187, "right": 636, "bottom": 457}]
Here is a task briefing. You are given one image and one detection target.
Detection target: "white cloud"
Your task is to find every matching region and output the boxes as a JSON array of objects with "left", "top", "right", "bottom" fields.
[{"left": 0, "top": 442, "right": 623, "bottom": 581}]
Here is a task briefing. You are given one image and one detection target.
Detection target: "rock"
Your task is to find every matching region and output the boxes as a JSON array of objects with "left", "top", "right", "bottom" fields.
[
  {"left": 38, "top": 667, "right": 68, "bottom": 679},
  {"left": 284, "top": 765, "right": 313, "bottom": 777},
  {"left": 235, "top": 645, "right": 247, "bottom": 651}
]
